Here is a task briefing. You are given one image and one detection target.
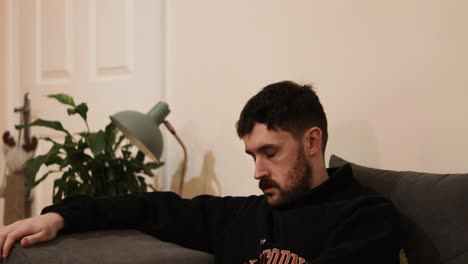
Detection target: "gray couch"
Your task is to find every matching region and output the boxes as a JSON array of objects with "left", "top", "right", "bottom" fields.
[
  {"left": 329, "top": 155, "right": 468, "bottom": 264},
  {"left": 2, "top": 154, "right": 467, "bottom": 264},
  {"left": 3, "top": 229, "right": 214, "bottom": 264}
]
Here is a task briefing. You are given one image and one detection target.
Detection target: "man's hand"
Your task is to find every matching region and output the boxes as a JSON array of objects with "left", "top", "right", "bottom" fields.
[{"left": 0, "top": 213, "right": 64, "bottom": 259}]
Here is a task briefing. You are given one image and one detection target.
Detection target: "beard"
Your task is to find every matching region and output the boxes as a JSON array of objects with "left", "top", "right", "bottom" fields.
[{"left": 260, "top": 146, "right": 312, "bottom": 207}]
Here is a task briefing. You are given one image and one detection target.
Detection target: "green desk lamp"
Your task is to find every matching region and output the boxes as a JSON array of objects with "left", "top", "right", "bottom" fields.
[{"left": 110, "top": 102, "right": 187, "bottom": 194}]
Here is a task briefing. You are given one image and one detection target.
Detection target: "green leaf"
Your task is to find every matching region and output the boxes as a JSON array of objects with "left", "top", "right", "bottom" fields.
[
  {"left": 63, "top": 134, "right": 75, "bottom": 147},
  {"left": 146, "top": 161, "right": 164, "bottom": 170},
  {"left": 76, "top": 138, "right": 89, "bottom": 153},
  {"left": 53, "top": 178, "right": 64, "bottom": 204},
  {"left": 16, "top": 119, "right": 70, "bottom": 135},
  {"left": 140, "top": 161, "right": 163, "bottom": 177},
  {"left": 44, "top": 153, "right": 64, "bottom": 166},
  {"left": 25, "top": 156, "right": 47, "bottom": 199},
  {"left": 48, "top": 94, "right": 75, "bottom": 107},
  {"left": 87, "top": 130, "right": 106, "bottom": 156},
  {"left": 140, "top": 164, "right": 152, "bottom": 176},
  {"left": 67, "top": 103, "right": 88, "bottom": 121},
  {"left": 113, "top": 134, "right": 126, "bottom": 152},
  {"left": 137, "top": 176, "right": 147, "bottom": 188},
  {"left": 105, "top": 123, "right": 117, "bottom": 151},
  {"left": 24, "top": 144, "right": 61, "bottom": 199},
  {"left": 78, "top": 131, "right": 89, "bottom": 137},
  {"left": 40, "top": 137, "right": 60, "bottom": 145},
  {"left": 25, "top": 146, "right": 58, "bottom": 183},
  {"left": 121, "top": 148, "right": 131, "bottom": 159},
  {"left": 63, "top": 176, "right": 79, "bottom": 197},
  {"left": 67, "top": 151, "right": 93, "bottom": 167},
  {"left": 136, "top": 151, "right": 145, "bottom": 162},
  {"left": 33, "top": 170, "right": 58, "bottom": 188},
  {"left": 78, "top": 165, "right": 91, "bottom": 182},
  {"left": 107, "top": 167, "right": 116, "bottom": 182}
]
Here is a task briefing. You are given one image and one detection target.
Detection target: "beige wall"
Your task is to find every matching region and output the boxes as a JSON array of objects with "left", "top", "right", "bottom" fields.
[
  {"left": 3, "top": 1, "right": 468, "bottom": 202},
  {"left": 165, "top": 0, "right": 468, "bottom": 196}
]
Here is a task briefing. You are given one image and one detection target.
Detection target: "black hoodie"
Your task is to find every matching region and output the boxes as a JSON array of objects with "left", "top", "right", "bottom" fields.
[{"left": 42, "top": 164, "right": 401, "bottom": 264}]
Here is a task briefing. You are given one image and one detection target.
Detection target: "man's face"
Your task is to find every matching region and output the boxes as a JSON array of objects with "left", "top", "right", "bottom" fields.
[{"left": 243, "top": 123, "right": 312, "bottom": 207}]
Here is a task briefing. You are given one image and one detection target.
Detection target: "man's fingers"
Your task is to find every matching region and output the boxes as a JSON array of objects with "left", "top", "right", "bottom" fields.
[
  {"left": 0, "top": 233, "right": 7, "bottom": 258},
  {"left": 2, "top": 232, "right": 19, "bottom": 258},
  {"left": 0, "top": 224, "right": 17, "bottom": 258},
  {"left": 1, "top": 226, "right": 35, "bottom": 258},
  {"left": 0, "top": 214, "right": 63, "bottom": 259},
  {"left": 20, "top": 231, "right": 49, "bottom": 248}
]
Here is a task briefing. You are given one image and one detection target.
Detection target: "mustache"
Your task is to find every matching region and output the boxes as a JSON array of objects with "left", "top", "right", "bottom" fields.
[{"left": 259, "top": 179, "right": 279, "bottom": 191}]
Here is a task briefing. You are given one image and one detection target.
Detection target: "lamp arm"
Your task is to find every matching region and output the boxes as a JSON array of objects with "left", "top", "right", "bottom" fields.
[{"left": 163, "top": 120, "right": 187, "bottom": 195}]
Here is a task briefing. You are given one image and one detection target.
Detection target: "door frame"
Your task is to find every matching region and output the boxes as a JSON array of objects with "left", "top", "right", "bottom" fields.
[{"left": 3, "top": 0, "right": 21, "bottom": 131}]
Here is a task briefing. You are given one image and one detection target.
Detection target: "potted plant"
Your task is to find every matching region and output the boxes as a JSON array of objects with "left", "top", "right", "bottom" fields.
[{"left": 21, "top": 94, "right": 163, "bottom": 204}]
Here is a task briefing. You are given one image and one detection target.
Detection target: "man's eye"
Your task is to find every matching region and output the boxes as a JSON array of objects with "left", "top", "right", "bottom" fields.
[{"left": 266, "top": 152, "right": 276, "bottom": 158}]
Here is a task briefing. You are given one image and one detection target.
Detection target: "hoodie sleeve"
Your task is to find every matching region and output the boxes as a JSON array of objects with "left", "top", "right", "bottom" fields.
[
  {"left": 41, "top": 191, "right": 251, "bottom": 253},
  {"left": 312, "top": 196, "right": 402, "bottom": 264}
]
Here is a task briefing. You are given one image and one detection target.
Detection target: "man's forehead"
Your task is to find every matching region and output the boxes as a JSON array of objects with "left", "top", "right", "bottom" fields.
[
  {"left": 242, "top": 123, "right": 278, "bottom": 140},
  {"left": 242, "top": 123, "right": 294, "bottom": 151}
]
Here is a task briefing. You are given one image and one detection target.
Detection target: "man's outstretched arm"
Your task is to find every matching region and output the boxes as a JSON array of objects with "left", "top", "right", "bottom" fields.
[
  {"left": 0, "top": 212, "right": 64, "bottom": 259},
  {"left": 1, "top": 191, "right": 250, "bottom": 259},
  {"left": 41, "top": 192, "right": 251, "bottom": 252}
]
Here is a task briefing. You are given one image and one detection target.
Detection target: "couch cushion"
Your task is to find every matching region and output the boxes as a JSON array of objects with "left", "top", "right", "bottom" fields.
[
  {"left": 3, "top": 229, "right": 214, "bottom": 264},
  {"left": 329, "top": 154, "right": 468, "bottom": 264}
]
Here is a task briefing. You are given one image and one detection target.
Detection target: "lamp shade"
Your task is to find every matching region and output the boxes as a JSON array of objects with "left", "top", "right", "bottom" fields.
[{"left": 110, "top": 102, "right": 170, "bottom": 162}]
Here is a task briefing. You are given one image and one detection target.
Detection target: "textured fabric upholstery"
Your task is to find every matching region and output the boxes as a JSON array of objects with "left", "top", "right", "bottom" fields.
[
  {"left": 329, "top": 154, "right": 468, "bottom": 264},
  {"left": 2, "top": 229, "right": 214, "bottom": 264}
]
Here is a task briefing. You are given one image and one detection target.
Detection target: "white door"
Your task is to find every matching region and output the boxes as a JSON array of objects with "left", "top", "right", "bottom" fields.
[{"left": 17, "top": 0, "right": 165, "bottom": 215}]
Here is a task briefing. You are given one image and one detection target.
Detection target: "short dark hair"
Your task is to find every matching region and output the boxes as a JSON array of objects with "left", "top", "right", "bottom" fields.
[{"left": 236, "top": 80, "right": 328, "bottom": 152}]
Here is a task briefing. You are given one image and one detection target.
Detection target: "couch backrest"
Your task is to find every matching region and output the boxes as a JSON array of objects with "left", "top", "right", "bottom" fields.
[{"left": 329, "top": 155, "right": 468, "bottom": 264}]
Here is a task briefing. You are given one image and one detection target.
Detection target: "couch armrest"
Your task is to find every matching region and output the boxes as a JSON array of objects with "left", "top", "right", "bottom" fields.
[{"left": 2, "top": 229, "right": 214, "bottom": 264}]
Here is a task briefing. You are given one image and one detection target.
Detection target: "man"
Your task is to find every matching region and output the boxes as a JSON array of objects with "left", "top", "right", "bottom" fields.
[{"left": 0, "top": 81, "right": 401, "bottom": 263}]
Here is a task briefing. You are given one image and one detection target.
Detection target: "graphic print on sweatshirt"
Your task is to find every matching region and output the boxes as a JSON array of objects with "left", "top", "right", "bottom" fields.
[{"left": 245, "top": 248, "right": 306, "bottom": 264}]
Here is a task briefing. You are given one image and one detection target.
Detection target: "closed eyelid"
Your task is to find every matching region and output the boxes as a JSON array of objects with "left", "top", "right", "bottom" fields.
[
  {"left": 259, "top": 145, "right": 277, "bottom": 152},
  {"left": 258, "top": 146, "right": 279, "bottom": 158},
  {"left": 245, "top": 144, "right": 278, "bottom": 158}
]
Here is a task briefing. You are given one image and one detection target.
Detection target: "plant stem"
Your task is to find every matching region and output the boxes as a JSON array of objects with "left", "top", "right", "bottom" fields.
[{"left": 85, "top": 120, "right": 90, "bottom": 133}]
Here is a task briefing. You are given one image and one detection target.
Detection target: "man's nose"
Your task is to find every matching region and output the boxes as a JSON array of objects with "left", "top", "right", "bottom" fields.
[{"left": 254, "top": 158, "right": 268, "bottom": 180}]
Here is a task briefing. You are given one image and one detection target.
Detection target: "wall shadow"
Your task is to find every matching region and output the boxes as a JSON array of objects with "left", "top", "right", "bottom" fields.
[{"left": 170, "top": 151, "right": 222, "bottom": 198}]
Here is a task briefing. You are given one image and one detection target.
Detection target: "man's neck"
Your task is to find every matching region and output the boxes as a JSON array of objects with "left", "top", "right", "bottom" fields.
[{"left": 309, "top": 161, "right": 329, "bottom": 189}]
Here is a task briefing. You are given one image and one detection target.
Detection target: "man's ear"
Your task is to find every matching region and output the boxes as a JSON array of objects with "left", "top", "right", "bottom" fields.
[{"left": 303, "top": 127, "right": 322, "bottom": 156}]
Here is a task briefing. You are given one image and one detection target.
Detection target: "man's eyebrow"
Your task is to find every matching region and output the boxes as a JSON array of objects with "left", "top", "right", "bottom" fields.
[{"left": 245, "top": 144, "right": 277, "bottom": 155}]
